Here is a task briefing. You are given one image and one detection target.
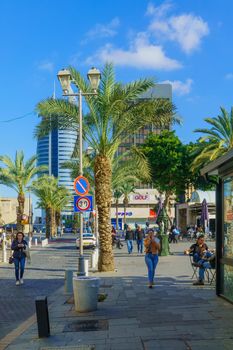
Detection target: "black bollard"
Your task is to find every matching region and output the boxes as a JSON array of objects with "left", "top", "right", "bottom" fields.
[{"left": 35, "top": 296, "right": 50, "bottom": 338}]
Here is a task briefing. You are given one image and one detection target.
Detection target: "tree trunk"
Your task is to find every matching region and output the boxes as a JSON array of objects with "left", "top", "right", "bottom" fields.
[
  {"left": 94, "top": 155, "right": 114, "bottom": 272},
  {"left": 115, "top": 199, "right": 119, "bottom": 230},
  {"left": 45, "top": 208, "right": 51, "bottom": 239},
  {"left": 123, "top": 197, "right": 128, "bottom": 228},
  {"left": 17, "top": 193, "right": 25, "bottom": 232},
  {"left": 51, "top": 208, "right": 56, "bottom": 237}
]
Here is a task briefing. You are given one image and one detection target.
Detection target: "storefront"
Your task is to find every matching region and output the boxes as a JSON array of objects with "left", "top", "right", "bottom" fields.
[
  {"left": 111, "top": 189, "right": 172, "bottom": 229},
  {"left": 201, "top": 148, "right": 233, "bottom": 303}
]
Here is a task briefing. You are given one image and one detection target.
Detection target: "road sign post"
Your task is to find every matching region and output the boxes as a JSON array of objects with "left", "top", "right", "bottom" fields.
[{"left": 73, "top": 176, "right": 90, "bottom": 276}]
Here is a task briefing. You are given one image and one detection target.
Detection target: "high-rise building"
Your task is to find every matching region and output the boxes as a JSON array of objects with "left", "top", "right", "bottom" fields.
[
  {"left": 111, "top": 84, "right": 173, "bottom": 228},
  {"left": 117, "top": 84, "right": 172, "bottom": 159},
  {"left": 37, "top": 128, "right": 77, "bottom": 216},
  {"left": 117, "top": 84, "right": 172, "bottom": 189}
]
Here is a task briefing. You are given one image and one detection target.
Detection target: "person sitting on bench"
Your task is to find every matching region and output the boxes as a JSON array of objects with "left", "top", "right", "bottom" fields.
[{"left": 184, "top": 234, "right": 215, "bottom": 286}]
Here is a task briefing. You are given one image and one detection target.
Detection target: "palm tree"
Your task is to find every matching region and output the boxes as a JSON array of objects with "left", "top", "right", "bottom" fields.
[
  {"left": 31, "top": 176, "right": 70, "bottom": 238},
  {"left": 0, "top": 151, "right": 47, "bottom": 231},
  {"left": 193, "top": 107, "right": 233, "bottom": 168},
  {"left": 54, "top": 187, "right": 71, "bottom": 234},
  {"left": 35, "top": 63, "right": 177, "bottom": 271}
]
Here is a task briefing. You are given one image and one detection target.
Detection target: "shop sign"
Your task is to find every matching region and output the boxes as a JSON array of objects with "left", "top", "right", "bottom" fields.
[{"left": 132, "top": 194, "right": 149, "bottom": 201}]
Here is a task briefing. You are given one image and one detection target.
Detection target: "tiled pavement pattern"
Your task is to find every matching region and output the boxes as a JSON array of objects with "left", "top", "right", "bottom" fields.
[{"left": 1, "top": 237, "right": 233, "bottom": 350}]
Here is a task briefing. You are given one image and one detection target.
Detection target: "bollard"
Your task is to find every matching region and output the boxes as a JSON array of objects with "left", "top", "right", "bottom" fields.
[
  {"left": 28, "top": 237, "right": 32, "bottom": 248},
  {"left": 35, "top": 296, "right": 50, "bottom": 338},
  {"left": 64, "top": 270, "right": 74, "bottom": 293},
  {"left": 2, "top": 239, "right": 7, "bottom": 263},
  {"left": 84, "top": 258, "right": 89, "bottom": 276},
  {"left": 34, "top": 238, "right": 38, "bottom": 246},
  {"left": 91, "top": 249, "right": 98, "bottom": 269}
]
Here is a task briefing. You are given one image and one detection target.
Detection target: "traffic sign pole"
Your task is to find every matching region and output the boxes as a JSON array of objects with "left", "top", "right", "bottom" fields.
[{"left": 78, "top": 91, "right": 85, "bottom": 276}]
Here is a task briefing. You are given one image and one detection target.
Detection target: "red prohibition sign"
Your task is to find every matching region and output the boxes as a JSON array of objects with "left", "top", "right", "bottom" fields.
[
  {"left": 76, "top": 197, "right": 91, "bottom": 211},
  {"left": 74, "top": 175, "right": 90, "bottom": 196}
]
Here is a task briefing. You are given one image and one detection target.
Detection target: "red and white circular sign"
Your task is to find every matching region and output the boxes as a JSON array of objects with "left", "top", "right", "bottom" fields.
[{"left": 76, "top": 197, "right": 91, "bottom": 211}]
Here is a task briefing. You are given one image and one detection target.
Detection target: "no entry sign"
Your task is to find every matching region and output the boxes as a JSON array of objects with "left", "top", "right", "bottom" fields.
[{"left": 74, "top": 175, "right": 90, "bottom": 196}]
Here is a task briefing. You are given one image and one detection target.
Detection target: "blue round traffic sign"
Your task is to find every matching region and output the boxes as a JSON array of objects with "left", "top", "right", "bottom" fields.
[{"left": 74, "top": 176, "right": 90, "bottom": 196}]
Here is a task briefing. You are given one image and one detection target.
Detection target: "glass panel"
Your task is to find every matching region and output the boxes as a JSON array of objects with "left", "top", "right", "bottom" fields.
[
  {"left": 223, "top": 264, "right": 233, "bottom": 302},
  {"left": 223, "top": 176, "right": 233, "bottom": 258}
]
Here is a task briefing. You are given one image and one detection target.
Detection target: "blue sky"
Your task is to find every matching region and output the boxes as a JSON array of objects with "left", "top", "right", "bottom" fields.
[{"left": 1, "top": 0, "right": 233, "bottom": 200}]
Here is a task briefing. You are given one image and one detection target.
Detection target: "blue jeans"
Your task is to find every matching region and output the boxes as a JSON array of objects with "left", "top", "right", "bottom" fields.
[
  {"left": 137, "top": 239, "right": 143, "bottom": 253},
  {"left": 14, "top": 256, "right": 26, "bottom": 281},
  {"left": 145, "top": 253, "right": 159, "bottom": 283},
  {"left": 198, "top": 260, "right": 211, "bottom": 281},
  {"left": 126, "top": 240, "right": 133, "bottom": 254}
]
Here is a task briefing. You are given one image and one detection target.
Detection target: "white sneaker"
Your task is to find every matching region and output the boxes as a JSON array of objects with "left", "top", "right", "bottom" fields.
[
  {"left": 20, "top": 278, "right": 24, "bottom": 285},
  {"left": 16, "top": 280, "right": 20, "bottom": 286}
]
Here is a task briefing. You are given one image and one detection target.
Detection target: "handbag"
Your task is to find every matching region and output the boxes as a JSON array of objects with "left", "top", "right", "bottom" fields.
[
  {"left": 24, "top": 245, "right": 31, "bottom": 259},
  {"left": 9, "top": 256, "right": 14, "bottom": 264}
]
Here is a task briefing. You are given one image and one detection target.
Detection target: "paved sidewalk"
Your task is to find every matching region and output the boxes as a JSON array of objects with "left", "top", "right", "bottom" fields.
[{"left": 2, "top": 241, "right": 233, "bottom": 350}]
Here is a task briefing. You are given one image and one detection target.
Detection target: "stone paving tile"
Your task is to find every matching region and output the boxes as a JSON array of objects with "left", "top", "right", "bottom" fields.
[{"left": 2, "top": 240, "right": 233, "bottom": 350}]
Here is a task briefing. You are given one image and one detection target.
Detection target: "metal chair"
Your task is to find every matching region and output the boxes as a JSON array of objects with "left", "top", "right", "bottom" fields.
[
  {"left": 189, "top": 254, "right": 199, "bottom": 280},
  {"left": 189, "top": 253, "right": 216, "bottom": 284}
]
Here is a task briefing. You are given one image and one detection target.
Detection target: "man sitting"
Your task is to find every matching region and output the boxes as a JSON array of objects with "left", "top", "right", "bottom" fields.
[{"left": 184, "top": 234, "right": 215, "bottom": 286}]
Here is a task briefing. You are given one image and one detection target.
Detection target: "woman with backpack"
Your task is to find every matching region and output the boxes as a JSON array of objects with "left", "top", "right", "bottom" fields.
[{"left": 11, "top": 232, "right": 28, "bottom": 285}]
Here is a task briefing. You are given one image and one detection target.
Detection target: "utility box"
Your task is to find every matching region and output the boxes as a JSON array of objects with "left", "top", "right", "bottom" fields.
[{"left": 35, "top": 296, "right": 50, "bottom": 338}]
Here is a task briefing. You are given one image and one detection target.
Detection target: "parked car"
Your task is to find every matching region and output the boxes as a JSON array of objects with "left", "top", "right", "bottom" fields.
[
  {"left": 76, "top": 233, "right": 97, "bottom": 249},
  {"left": 64, "top": 227, "right": 73, "bottom": 233}
]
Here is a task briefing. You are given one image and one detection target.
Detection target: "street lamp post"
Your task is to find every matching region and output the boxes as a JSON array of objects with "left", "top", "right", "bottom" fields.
[{"left": 57, "top": 67, "right": 101, "bottom": 276}]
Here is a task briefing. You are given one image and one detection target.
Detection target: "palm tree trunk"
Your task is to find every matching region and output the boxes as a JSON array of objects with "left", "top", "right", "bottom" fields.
[
  {"left": 45, "top": 208, "right": 50, "bottom": 239},
  {"left": 115, "top": 199, "right": 119, "bottom": 231},
  {"left": 51, "top": 208, "right": 56, "bottom": 237},
  {"left": 123, "top": 198, "right": 128, "bottom": 228},
  {"left": 94, "top": 155, "right": 114, "bottom": 272},
  {"left": 17, "top": 193, "right": 25, "bottom": 232}
]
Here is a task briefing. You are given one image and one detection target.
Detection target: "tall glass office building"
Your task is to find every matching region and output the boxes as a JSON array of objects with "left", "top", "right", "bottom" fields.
[
  {"left": 37, "top": 128, "right": 77, "bottom": 216},
  {"left": 117, "top": 84, "right": 172, "bottom": 188}
]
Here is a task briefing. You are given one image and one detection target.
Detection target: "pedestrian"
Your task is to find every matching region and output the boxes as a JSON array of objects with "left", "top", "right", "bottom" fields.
[
  {"left": 135, "top": 225, "right": 145, "bottom": 253},
  {"left": 125, "top": 225, "right": 134, "bottom": 254},
  {"left": 144, "top": 229, "right": 160, "bottom": 288},
  {"left": 11, "top": 232, "right": 28, "bottom": 286}
]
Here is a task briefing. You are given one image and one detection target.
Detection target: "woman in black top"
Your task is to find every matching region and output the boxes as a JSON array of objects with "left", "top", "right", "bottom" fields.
[{"left": 11, "top": 232, "right": 28, "bottom": 285}]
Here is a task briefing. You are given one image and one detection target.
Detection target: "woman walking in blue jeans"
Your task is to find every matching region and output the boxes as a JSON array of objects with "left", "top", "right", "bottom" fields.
[
  {"left": 11, "top": 232, "right": 28, "bottom": 286},
  {"left": 144, "top": 230, "right": 160, "bottom": 288}
]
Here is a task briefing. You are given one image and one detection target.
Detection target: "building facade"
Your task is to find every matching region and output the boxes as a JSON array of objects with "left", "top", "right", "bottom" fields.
[
  {"left": 176, "top": 191, "right": 216, "bottom": 233},
  {"left": 117, "top": 84, "right": 172, "bottom": 161},
  {"left": 0, "top": 197, "right": 30, "bottom": 228},
  {"left": 37, "top": 128, "right": 77, "bottom": 216}
]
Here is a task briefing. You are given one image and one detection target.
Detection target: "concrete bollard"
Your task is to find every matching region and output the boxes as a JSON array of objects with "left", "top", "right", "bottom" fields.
[
  {"left": 91, "top": 249, "right": 98, "bottom": 269},
  {"left": 41, "top": 238, "right": 48, "bottom": 247},
  {"left": 28, "top": 237, "right": 32, "bottom": 248},
  {"left": 64, "top": 270, "right": 74, "bottom": 294},
  {"left": 34, "top": 238, "right": 38, "bottom": 246},
  {"left": 73, "top": 277, "right": 100, "bottom": 312},
  {"left": 2, "top": 239, "right": 7, "bottom": 263},
  {"left": 84, "top": 258, "right": 89, "bottom": 276}
]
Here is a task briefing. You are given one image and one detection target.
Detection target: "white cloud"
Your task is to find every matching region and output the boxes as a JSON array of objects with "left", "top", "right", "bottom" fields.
[
  {"left": 147, "top": 2, "right": 209, "bottom": 54},
  {"left": 146, "top": 1, "right": 173, "bottom": 17},
  {"left": 225, "top": 73, "right": 233, "bottom": 80},
  {"left": 84, "top": 17, "right": 120, "bottom": 41},
  {"left": 37, "top": 61, "right": 54, "bottom": 72},
  {"left": 86, "top": 33, "right": 181, "bottom": 71},
  {"left": 161, "top": 79, "right": 193, "bottom": 95}
]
